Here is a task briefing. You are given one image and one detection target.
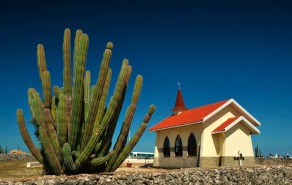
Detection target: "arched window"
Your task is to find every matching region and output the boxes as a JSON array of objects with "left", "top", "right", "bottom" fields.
[
  {"left": 188, "top": 133, "right": 197, "bottom": 156},
  {"left": 163, "top": 137, "right": 170, "bottom": 157},
  {"left": 175, "top": 135, "right": 183, "bottom": 157}
]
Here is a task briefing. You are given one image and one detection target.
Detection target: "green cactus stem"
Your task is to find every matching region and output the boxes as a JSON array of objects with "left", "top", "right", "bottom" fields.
[
  {"left": 53, "top": 85, "right": 60, "bottom": 98},
  {"left": 108, "top": 104, "right": 156, "bottom": 172},
  {"left": 63, "top": 143, "right": 76, "bottom": 172},
  {"left": 51, "top": 96, "right": 58, "bottom": 121},
  {"left": 90, "top": 151, "right": 115, "bottom": 166},
  {"left": 84, "top": 70, "right": 91, "bottom": 121},
  {"left": 41, "top": 71, "right": 52, "bottom": 108},
  {"left": 75, "top": 60, "right": 130, "bottom": 169},
  {"left": 39, "top": 127, "right": 62, "bottom": 175},
  {"left": 73, "top": 29, "right": 83, "bottom": 83},
  {"left": 17, "top": 109, "right": 43, "bottom": 163},
  {"left": 57, "top": 94, "right": 68, "bottom": 148},
  {"left": 28, "top": 88, "right": 43, "bottom": 127},
  {"left": 106, "top": 75, "right": 143, "bottom": 167},
  {"left": 69, "top": 34, "right": 89, "bottom": 150},
  {"left": 63, "top": 28, "right": 72, "bottom": 97},
  {"left": 80, "top": 44, "right": 113, "bottom": 150},
  {"left": 44, "top": 109, "right": 60, "bottom": 157},
  {"left": 37, "top": 44, "right": 47, "bottom": 80},
  {"left": 93, "top": 68, "right": 112, "bottom": 133}
]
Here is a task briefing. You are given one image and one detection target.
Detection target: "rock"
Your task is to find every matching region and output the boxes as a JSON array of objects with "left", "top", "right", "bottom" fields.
[
  {"left": 10, "top": 150, "right": 29, "bottom": 155},
  {"left": 0, "top": 163, "right": 292, "bottom": 184}
]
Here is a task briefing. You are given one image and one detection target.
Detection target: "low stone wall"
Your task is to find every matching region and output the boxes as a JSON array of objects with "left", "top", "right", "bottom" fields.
[
  {"left": 221, "top": 156, "right": 255, "bottom": 166},
  {"left": 0, "top": 165, "right": 291, "bottom": 184},
  {"left": 154, "top": 156, "right": 197, "bottom": 168},
  {"left": 155, "top": 156, "right": 292, "bottom": 168},
  {"left": 0, "top": 154, "right": 36, "bottom": 161}
]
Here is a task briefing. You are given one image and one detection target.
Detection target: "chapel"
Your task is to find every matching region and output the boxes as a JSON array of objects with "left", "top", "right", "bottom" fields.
[{"left": 148, "top": 87, "right": 261, "bottom": 168}]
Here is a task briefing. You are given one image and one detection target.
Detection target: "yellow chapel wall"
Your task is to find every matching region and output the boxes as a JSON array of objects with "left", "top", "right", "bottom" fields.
[
  {"left": 154, "top": 123, "right": 203, "bottom": 158},
  {"left": 200, "top": 105, "right": 241, "bottom": 157},
  {"left": 223, "top": 121, "right": 255, "bottom": 157}
]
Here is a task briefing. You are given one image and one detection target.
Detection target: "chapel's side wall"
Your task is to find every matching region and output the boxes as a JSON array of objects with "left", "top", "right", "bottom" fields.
[
  {"left": 153, "top": 123, "right": 202, "bottom": 168},
  {"left": 200, "top": 105, "right": 240, "bottom": 162},
  {"left": 223, "top": 121, "right": 255, "bottom": 157},
  {"left": 154, "top": 146, "right": 197, "bottom": 168}
]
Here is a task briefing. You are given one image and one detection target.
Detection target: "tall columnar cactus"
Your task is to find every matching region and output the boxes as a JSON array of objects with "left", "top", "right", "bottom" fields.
[{"left": 17, "top": 28, "right": 155, "bottom": 175}]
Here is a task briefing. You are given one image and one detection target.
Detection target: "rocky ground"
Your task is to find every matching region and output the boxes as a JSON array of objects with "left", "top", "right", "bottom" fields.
[
  {"left": 0, "top": 154, "right": 35, "bottom": 161},
  {"left": 0, "top": 164, "right": 291, "bottom": 184},
  {"left": 0, "top": 154, "right": 291, "bottom": 184}
]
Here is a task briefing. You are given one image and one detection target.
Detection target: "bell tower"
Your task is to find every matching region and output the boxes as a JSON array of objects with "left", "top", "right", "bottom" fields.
[{"left": 171, "top": 82, "right": 188, "bottom": 115}]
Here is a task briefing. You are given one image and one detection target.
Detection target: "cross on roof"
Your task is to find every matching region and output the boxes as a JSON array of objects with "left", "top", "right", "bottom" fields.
[{"left": 177, "top": 81, "right": 181, "bottom": 89}]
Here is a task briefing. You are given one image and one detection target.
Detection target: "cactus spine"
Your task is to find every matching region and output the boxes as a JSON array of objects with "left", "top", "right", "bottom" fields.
[{"left": 17, "top": 28, "right": 155, "bottom": 175}]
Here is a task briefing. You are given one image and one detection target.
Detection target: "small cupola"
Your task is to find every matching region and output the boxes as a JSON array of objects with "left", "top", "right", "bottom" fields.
[{"left": 171, "top": 82, "right": 188, "bottom": 115}]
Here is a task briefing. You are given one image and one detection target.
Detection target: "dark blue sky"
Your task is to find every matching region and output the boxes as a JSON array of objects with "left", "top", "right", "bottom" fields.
[{"left": 0, "top": 0, "right": 291, "bottom": 156}]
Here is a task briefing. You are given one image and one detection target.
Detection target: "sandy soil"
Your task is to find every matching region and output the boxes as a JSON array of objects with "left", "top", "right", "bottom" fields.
[
  {"left": 0, "top": 161, "right": 167, "bottom": 181},
  {"left": 115, "top": 163, "right": 172, "bottom": 174}
]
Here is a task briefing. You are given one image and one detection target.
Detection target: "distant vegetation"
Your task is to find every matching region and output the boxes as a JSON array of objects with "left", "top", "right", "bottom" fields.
[{"left": 0, "top": 145, "right": 8, "bottom": 154}]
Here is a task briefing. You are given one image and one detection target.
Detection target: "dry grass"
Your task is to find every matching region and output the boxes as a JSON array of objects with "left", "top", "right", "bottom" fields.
[
  {"left": 0, "top": 161, "right": 166, "bottom": 181},
  {"left": 0, "top": 161, "right": 43, "bottom": 179}
]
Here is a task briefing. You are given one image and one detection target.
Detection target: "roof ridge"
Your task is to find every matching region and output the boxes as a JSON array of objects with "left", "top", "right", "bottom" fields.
[
  {"left": 149, "top": 98, "right": 231, "bottom": 132},
  {"left": 190, "top": 99, "right": 230, "bottom": 110}
]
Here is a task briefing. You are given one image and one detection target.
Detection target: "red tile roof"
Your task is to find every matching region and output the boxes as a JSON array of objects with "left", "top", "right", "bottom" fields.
[
  {"left": 149, "top": 99, "right": 230, "bottom": 131},
  {"left": 212, "top": 116, "right": 240, "bottom": 133}
]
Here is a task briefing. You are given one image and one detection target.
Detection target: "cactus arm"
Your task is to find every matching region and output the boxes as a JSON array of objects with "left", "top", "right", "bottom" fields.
[
  {"left": 73, "top": 29, "right": 83, "bottom": 84},
  {"left": 93, "top": 68, "right": 112, "bottom": 132},
  {"left": 28, "top": 88, "right": 62, "bottom": 173},
  {"left": 42, "top": 71, "right": 52, "bottom": 108},
  {"left": 84, "top": 70, "right": 91, "bottom": 121},
  {"left": 39, "top": 126, "right": 62, "bottom": 175},
  {"left": 37, "top": 44, "right": 47, "bottom": 80},
  {"left": 59, "top": 87, "right": 64, "bottom": 96},
  {"left": 108, "top": 104, "right": 155, "bottom": 172},
  {"left": 63, "top": 143, "right": 76, "bottom": 172},
  {"left": 44, "top": 108, "right": 60, "bottom": 157},
  {"left": 80, "top": 71, "right": 90, "bottom": 150},
  {"left": 65, "top": 95, "right": 72, "bottom": 144},
  {"left": 116, "top": 75, "right": 142, "bottom": 151},
  {"left": 90, "top": 85, "right": 96, "bottom": 102},
  {"left": 96, "top": 92, "right": 125, "bottom": 157},
  {"left": 106, "top": 75, "right": 143, "bottom": 168},
  {"left": 81, "top": 43, "right": 113, "bottom": 149},
  {"left": 57, "top": 94, "right": 68, "bottom": 148},
  {"left": 63, "top": 28, "right": 72, "bottom": 97},
  {"left": 51, "top": 96, "right": 57, "bottom": 121},
  {"left": 96, "top": 73, "right": 128, "bottom": 157},
  {"left": 29, "top": 88, "right": 62, "bottom": 174},
  {"left": 69, "top": 34, "right": 89, "bottom": 150},
  {"left": 74, "top": 60, "right": 130, "bottom": 169},
  {"left": 53, "top": 85, "right": 60, "bottom": 98},
  {"left": 90, "top": 151, "right": 115, "bottom": 166},
  {"left": 28, "top": 88, "right": 43, "bottom": 127},
  {"left": 28, "top": 88, "right": 38, "bottom": 125},
  {"left": 17, "top": 109, "right": 43, "bottom": 163}
]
